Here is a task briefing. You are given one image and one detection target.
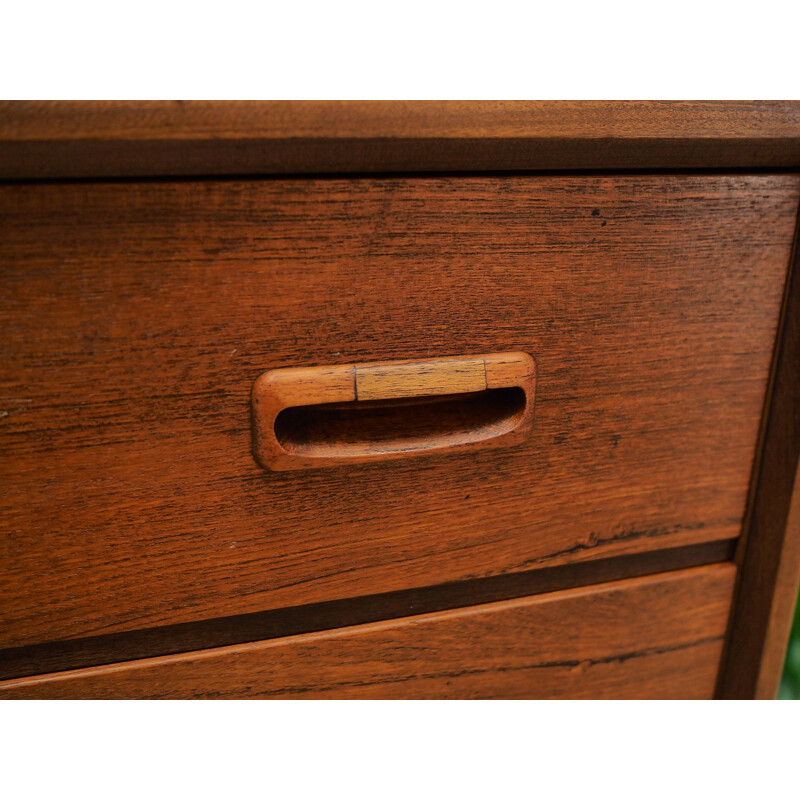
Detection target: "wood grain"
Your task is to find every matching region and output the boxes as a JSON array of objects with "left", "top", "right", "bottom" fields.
[
  {"left": 0, "top": 564, "right": 736, "bottom": 699},
  {"left": 1, "top": 101, "right": 799, "bottom": 179},
  {"left": 0, "top": 175, "right": 796, "bottom": 651},
  {"left": 252, "top": 353, "right": 535, "bottom": 470},
  {"left": 0, "top": 540, "right": 735, "bottom": 682},
  {"left": 718, "top": 212, "right": 800, "bottom": 699}
]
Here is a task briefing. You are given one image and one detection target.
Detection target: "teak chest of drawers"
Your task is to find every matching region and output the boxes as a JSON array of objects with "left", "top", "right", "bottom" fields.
[{"left": 1, "top": 101, "right": 799, "bottom": 699}]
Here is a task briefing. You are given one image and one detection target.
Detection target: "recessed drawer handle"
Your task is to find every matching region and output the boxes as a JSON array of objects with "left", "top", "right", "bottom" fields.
[{"left": 251, "top": 352, "right": 536, "bottom": 471}]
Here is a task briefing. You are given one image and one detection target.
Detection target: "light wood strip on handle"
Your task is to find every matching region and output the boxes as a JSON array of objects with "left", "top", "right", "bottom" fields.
[{"left": 356, "top": 357, "right": 486, "bottom": 401}]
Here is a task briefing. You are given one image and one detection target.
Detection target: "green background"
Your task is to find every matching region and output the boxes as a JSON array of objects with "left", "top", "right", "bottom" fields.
[{"left": 779, "top": 591, "right": 800, "bottom": 699}]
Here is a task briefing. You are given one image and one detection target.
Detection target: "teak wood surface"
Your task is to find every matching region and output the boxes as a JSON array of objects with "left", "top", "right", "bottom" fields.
[
  {"left": 252, "top": 353, "right": 536, "bottom": 470},
  {"left": 718, "top": 204, "right": 800, "bottom": 699},
  {"left": 0, "top": 174, "right": 796, "bottom": 652},
  {"left": 0, "top": 565, "right": 736, "bottom": 699},
  {"left": 0, "top": 542, "right": 734, "bottom": 681},
  {"left": 2, "top": 101, "right": 800, "bottom": 698},
  {"left": 1, "top": 101, "right": 800, "bottom": 178}
]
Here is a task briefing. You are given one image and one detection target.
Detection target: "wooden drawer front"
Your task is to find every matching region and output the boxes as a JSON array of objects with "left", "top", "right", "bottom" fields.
[
  {"left": 0, "top": 176, "right": 796, "bottom": 649},
  {"left": 0, "top": 565, "right": 736, "bottom": 699}
]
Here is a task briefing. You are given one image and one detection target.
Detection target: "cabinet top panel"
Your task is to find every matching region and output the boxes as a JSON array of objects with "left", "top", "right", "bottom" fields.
[{"left": 1, "top": 100, "right": 799, "bottom": 179}]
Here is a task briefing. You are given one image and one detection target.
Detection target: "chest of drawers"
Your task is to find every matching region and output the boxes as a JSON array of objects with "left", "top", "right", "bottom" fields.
[{"left": 1, "top": 101, "right": 799, "bottom": 698}]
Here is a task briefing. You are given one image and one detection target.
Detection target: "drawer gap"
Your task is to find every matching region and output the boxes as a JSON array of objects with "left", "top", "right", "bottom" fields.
[{"left": 0, "top": 539, "right": 735, "bottom": 682}]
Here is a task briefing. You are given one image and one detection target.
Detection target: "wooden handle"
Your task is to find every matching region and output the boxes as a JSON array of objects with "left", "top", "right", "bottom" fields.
[{"left": 251, "top": 352, "right": 536, "bottom": 471}]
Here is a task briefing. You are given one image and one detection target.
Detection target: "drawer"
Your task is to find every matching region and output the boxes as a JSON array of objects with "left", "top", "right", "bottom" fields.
[
  {"left": 0, "top": 175, "right": 797, "bottom": 650},
  {"left": 0, "top": 564, "right": 736, "bottom": 699}
]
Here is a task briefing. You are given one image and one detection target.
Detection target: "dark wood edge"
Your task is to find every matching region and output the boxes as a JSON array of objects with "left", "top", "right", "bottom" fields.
[
  {"left": 1, "top": 101, "right": 800, "bottom": 179},
  {"left": 0, "top": 540, "right": 734, "bottom": 682},
  {"left": 716, "top": 199, "right": 800, "bottom": 699}
]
